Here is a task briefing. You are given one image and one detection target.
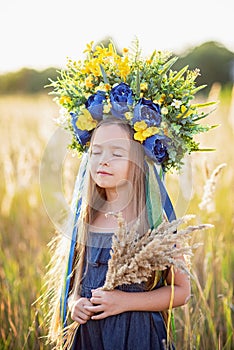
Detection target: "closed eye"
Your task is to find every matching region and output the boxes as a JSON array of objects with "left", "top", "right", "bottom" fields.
[{"left": 113, "top": 153, "right": 123, "bottom": 157}]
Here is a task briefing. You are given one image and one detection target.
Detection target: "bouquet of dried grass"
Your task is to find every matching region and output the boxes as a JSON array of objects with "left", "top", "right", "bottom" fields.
[
  {"left": 57, "top": 213, "right": 213, "bottom": 350},
  {"left": 103, "top": 212, "right": 208, "bottom": 290}
]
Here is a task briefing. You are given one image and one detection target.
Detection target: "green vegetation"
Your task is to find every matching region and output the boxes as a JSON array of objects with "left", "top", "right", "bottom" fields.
[
  {"left": 173, "top": 41, "right": 234, "bottom": 95},
  {"left": 0, "top": 86, "right": 233, "bottom": 349},
  {"left": 0, "top": 68, "right": 60, "bottom": 95}
]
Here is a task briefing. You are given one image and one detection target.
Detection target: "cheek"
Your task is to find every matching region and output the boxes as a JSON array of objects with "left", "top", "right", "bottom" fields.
[
  {"left": 116, "top": 160, "right": 130, "bottom": 178},
  {"left": 89, "top": 158, "right": 98, "bottom": 178}
]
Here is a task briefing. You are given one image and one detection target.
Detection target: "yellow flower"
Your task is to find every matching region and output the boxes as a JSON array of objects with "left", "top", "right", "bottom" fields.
[
  {"left": 94, "top": 82, "right": 111, "bottom": 93},
  {"left": 83, "top": 41, "right": 94, "bottom": 53},
  {"left": 85, "top": 75, "right": 94, "bottom": 88},
  {"left": 103, "top": 103, "right": 111, "bottom": 114},
  {"left": 180, "top": 105, "right": 187, "bottom": 114},
  {"left": 104, "top": 84, "right": 111, "bottom": 91},
  {"left": 115, "top": 56, "right": 130, "bottom": 81},
  {"left": 142, "top": 126, "right": 159, "bottom": 138},
  {"left": 94, "top": 43, "right": 116, "bottom": 61},
  {"left": 133, "top": 122, "right": 159, "bottom": 143},
  {"left": 158, "top": 94, "right": 166, "bottom": 104},
  {"left": 134, "top": 121, "right": 148, "bottom": 132},
  {"left": 176, "top": 105, "right": 193, "bottom": 118},
  {"left": 134, "top": 132, "right": 145, "bottom": 143},
  {"left": 107, "top": 43, "right": 115, "bottom": 56},
  {"left": 82, "top": 58, "right": 101, "bottom": 76},
  {"left": 59, "top": 96, "right": 71, "bottom": 105},
  {"left": 140, "top": 82, "right": 148, "bottom": 91},
  {"left": 146, "top": 59, "right": 152, "bottom": 65},
  {"left": 125, "top": 112, "right": 133, "bottom": 120},
  {"left": 94, "top": 45, "right": 106, "bottom": 56},
  {"left": 122, "top": 48, "right": 129, "bottom": 54},
  {"left": 76, "top": 109, "right": 97, "bottom": 131}
]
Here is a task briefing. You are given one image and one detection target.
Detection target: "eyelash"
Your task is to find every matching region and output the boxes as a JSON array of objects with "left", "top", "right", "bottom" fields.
[{"left": 91, "top": 152, "right": 123, "bottom": 157}]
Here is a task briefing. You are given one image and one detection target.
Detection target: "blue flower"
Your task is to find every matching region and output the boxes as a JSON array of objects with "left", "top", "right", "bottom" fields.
[
  {"left": 85, "top": 91, "right": 106, "bottom": 120},
  {"left": 110, "top": 82, "right": 133, "bottom": 118},
  {"left": 70, "top": 112, "right": 91, "bottom": 146},
  {"left": 143, "top": 134, "right": 170, "bottom": 164},
  {"left": 133, "top": 98, "right": 161, "bottom": 127}
]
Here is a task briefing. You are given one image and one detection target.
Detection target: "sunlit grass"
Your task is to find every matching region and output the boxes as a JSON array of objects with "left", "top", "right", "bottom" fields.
[{"left": 0, "top": 89, "right": 233, "bottom": 349}]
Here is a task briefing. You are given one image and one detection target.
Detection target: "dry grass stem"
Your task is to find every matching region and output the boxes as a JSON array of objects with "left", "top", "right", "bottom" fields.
[
  {"left": 103, "top": 213, "right": 212, "bottom": 290},
  {"left": 37, "top": 233, "right": 72, "bottom": 346},
  {"left": 199, "top": 163, "right": 227, "bottom": 212}
]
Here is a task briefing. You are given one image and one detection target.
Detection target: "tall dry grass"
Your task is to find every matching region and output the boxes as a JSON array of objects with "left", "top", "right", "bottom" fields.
[
  {"left": 167, "top": 83, "right": 234, "bottom": 349},
  {"left": 0, "top": 87, "right": 233, "bottom": 349}
]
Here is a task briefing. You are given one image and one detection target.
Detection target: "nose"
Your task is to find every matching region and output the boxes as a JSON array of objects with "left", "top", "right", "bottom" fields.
[
  {"left": 99, "top": 159, "right": 110, "bottom": 166},
  {"left": 99, "top": 152, "right": 110, "bottom": 166}
]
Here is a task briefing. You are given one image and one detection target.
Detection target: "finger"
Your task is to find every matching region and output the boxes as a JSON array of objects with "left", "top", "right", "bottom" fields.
[
  {"left": 82, "top": 308, "right": 94, "bottom": 317},
  {"left": 91, "top": 288, "right": 102, "bottom": 292},
  {"left": 71, "top": 312, "right": 90, "bottom": 323},
  {"left": 78, "top": 310, "right": 92, "bottom": 320},
  {"left": 91, "top": 312, "right": 107, "bottom": 321},
  {"left": 73, "top": 316, "right": 88, "bottom": 325},
  {"left": 91, "top": 289, "right": 103, "bottom": 297},
  {"left": 90, "top": 296, "right": 102, "bottom": 304},
  {"left": 74, "top": 303, "right": 93, "bottom": 316},
  {"left": 84, "top": 305, "right": 103, "bottom": 313}
]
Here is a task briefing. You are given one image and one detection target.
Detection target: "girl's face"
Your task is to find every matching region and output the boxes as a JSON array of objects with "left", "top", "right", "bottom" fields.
[{"left": 89, "top": 124, "right": 131, "bottom": 191}]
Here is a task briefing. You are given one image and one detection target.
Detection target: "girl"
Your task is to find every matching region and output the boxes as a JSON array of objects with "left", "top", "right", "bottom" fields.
[
  {"left": 67, "top": 117, "right": 191, "bottom": 350},
  {"left": 43, "top": 40, "right": 212, "bottom": 349}
]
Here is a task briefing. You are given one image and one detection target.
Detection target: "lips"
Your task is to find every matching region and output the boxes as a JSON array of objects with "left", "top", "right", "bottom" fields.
[{"left": 97, "top": 169, "right": 113, "bottom": 175}]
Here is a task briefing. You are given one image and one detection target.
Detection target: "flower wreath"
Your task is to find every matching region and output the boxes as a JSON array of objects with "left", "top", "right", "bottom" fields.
[{"left": 49, "top": 39, "right": 215, "bottom": 172}]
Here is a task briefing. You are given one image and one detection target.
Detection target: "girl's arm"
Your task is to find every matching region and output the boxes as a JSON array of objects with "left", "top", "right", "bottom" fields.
[{"left": 85, "top": 265, "right": 191, "bottom": 320}]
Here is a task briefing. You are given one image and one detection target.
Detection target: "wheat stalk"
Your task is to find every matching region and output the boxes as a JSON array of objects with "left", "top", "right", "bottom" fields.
[
  {"left": 199, "top": 163, "right": 226, "bottom": 212},
  {"left": 102, "top": 213, "right": 212, "bottom": 290}
]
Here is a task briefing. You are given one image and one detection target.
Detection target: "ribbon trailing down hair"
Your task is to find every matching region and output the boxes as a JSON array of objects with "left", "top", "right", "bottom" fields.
[{"left": 59, "top": 153, "right": 89, "bottom": 331}]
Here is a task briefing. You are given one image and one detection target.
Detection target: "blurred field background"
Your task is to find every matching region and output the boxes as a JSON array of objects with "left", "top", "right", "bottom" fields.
[{"left": 0, "top": 44, "right": 234, "bottom": 349}]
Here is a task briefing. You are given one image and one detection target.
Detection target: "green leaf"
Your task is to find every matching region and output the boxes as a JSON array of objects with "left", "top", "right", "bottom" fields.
[
  {"left": 159, "top": 56, "right": 178, "bottom": 75},
  {"left": 99, "top": 64, "right": 109, "bottom": 84},
  {"left": 191, "top": 101, "right": 217, "bottom": 108},
  {"left": 191, "top": 85, "right": 207, "bottom": 94},
  {"left": 210, "top": 124, "right": 220, "bottom": 129},
  {"left": 197, "top": 148, "right": 216, "bottom": 152},
  {"left": 136, "top": 69, "right": 140, "bottom": 98},
  {"left": 170, "top": 65, "right": 189, "bottom": 82},
  {"left": 150, "top": 50, "right": 156, "bottom": 61},
  {"left": 193, "top": 107, "right": 217, "bottom": 121}
]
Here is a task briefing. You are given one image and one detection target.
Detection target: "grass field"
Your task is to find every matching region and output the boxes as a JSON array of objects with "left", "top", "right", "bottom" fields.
[{"left": 0, "top": 88, "right": 233, "bottom": 349}]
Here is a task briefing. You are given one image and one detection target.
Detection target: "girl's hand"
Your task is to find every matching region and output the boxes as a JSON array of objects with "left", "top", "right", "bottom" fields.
[
  {"left": 84, "top": 288, "right": 125, "bottom": 320},
  {"left": 70, "top": 297, "right": 95, "bottom": 324}
]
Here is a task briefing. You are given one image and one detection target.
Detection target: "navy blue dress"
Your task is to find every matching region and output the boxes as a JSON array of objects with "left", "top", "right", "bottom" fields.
[{"left": 72, "top": 231, "right": 174, "bottom": 350}]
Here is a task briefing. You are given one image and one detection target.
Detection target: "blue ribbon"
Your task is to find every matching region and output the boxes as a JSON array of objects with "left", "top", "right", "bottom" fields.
[
  {"left": 153, "top": 165, "right": 176, "bottom": 223},
  {"left": 60, "top": 198, "right": 82, "bottom": 327}
]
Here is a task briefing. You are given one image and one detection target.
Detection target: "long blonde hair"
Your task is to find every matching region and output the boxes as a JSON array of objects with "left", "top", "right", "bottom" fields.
[{"left": 70, "top": 117, "right": 149, "bottom": 297}]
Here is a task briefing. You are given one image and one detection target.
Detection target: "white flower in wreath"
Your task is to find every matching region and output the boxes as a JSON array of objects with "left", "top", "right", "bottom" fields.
[
  {"left": 161, "top": 107, "right": 169, "bottom": 115},
  {"left": 171, "top": 99, "right": 182, "bottom": 109}
]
